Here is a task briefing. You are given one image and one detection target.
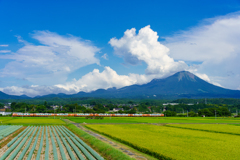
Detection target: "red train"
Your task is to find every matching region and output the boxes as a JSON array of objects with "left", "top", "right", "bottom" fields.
[{"left": 12, "top": 113, "right": 164, "bottom": 117}]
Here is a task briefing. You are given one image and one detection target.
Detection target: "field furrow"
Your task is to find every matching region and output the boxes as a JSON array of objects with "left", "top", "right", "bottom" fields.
[{"left": 0, "top": 125, "right": 104, "bottom": 160}]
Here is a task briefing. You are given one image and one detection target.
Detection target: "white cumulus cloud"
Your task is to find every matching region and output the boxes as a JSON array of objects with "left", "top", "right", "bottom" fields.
[
  {"left": 0, "top": 31, "right": 100, "bottom": 85},
  {"left": 109, "top": 25, "right": 188, "bottom": 78},
  {"left": 165, "top": 12, "right": 240, "bottom": 89},
  {"left": 56, "top": 66, "right": 151, "bottom": 93},
  {"left": 0, "top": 44, "right": 9, "bottom": 47},
  {"left": 0, "top": 50, "right": 11, "bottom": 53},
  {"left": 101, "top": 53, "right": 108, "bottom": 60}
]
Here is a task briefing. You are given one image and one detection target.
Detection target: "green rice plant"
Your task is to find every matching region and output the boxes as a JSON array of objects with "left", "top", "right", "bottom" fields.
[
  {"left": 3, "top": 119, "right": 65, "bottom": 124},
  {"left": 166, "top": 124, "right": 240, "bottom": 135},
  {"left": 67, "top": 116, "right": 240, "bottom": 124},
  {"left": 86, "top": 124, "right": 240, "bottom": 160}
]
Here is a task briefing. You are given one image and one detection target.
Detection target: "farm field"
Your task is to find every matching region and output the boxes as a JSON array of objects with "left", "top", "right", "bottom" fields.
[
  {"left": 86, "top": 124, "right": 240, "bottom": 160},
  {"left": 0, "top": 125, "right": 104, "bottom": 160},
  {"left": 0, "top": 125, "right": 22, "bottom": 141},
  {"left": 3, "top": 118, "right": 66, "bottom": 124},
  {"left": 68, "top": 116, "right": 240, "bottom": 124},
  {"left": 167, "top": 124, "right": 240, "bottom": 135}
]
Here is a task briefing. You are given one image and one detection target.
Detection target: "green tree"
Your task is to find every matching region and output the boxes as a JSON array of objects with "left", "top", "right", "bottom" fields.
[
  {"left": 188, "top": 111, "right": 197, "bottom": 117},
  {"left": 164, "top": 110, "right": 176, "bottom": 117}
]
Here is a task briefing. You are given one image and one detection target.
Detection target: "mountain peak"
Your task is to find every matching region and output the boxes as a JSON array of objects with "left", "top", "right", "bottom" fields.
[{"left": 176, "top": 71, "right": 196, "bottom": 82}]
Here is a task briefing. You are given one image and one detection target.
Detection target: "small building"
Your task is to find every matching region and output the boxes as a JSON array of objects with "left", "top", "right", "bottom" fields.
[
  {"left": 0, "top": 108, "right": 6, "bottom": 112},
  {"left": 163, "top": 103, "right": 179, "bottom": 106},
  {"left": 112, "top": 108, "right": 124, "bottom": 112}
]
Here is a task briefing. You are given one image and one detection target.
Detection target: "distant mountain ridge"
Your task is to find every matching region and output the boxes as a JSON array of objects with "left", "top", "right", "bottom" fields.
[
  {"left": 0, "top": 91, "right": 30, "bottom": 99},
  {"left": 37, "top": 71, "right": 240, "bottom": 99},
  {"left": 1, "top": 71, "right": 240, "bottom": 99}
]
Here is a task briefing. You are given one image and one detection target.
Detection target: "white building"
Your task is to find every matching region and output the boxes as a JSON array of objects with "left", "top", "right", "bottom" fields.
[
  {"left": 0, "top": 112, "right": 12, "bottom": 116},
  {"left": 163, "top": 103, "right": 179, "bottom": 106}
]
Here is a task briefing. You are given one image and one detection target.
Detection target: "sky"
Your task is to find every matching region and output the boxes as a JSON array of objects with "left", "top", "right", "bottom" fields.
[{"left": 1, "top": 0, "right": 240, "bottom": 97}]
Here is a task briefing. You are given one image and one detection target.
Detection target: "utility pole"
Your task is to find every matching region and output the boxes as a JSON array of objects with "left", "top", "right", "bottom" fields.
[
  {"left": 187, "top": 110, "right": 188, "bottom": 117},
  {"left": 54, "top": 107, "right": 55, "bottom": 119},
  {"left": 215, "top": 110, "right": 217, "bottom": 120}
]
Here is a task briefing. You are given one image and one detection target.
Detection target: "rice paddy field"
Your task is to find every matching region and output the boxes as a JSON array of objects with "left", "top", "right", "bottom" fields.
[
  {"left": 86, "top": 124, "right": 240, "bottom": 160},
  {"left": 167, "top": 124, "right": 240, "bottom": 135},
  {"left": 68, "top": 116, "right": 240, "bottom": 124},
  {"left": 3, "top": 118, "right": 65, "bottom": 124},
  {"left": 0, "top": 117, "right": 66, "bottom": 124}
]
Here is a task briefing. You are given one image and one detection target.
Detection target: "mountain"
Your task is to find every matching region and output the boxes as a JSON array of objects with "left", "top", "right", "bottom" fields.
[
  {"left": 37, "top": 71, "right": 240, "bottom": 99},
  {"left": 0, "top": 91, "right": 31, "bottom": 99}
]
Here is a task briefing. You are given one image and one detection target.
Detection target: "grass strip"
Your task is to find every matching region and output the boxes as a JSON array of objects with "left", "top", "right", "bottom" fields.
[
  {"left": 85, "top": 125, "right": 174, "bottom": 160},
  {"left": 165, "top": 125, "right": 240, "bottom": 136},
  {"left": 67, "top": 124, "right": 135, "bottom": 160}
]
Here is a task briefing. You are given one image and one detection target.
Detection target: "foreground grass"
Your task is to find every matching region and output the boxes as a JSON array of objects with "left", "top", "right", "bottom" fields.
[
  {"left": 86, "top": 124, "right": 240, "bottom": 160},
  {"left": 67, "top": 124, "right": 134, "bottom": 160},
  {"left": 3, "top": 118, "right": 65, "bottom": 124},
  {"left": 68, "top": 116, "right": 240, "bottom": 124}
]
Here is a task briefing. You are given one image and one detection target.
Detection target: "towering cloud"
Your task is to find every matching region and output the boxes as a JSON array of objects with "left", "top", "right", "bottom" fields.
[
  {"left": 109, "top": 25, "right": 188, "bottom": 77},
  {"left": 165, "top": 13, "right": 240, "bottom": 89}
]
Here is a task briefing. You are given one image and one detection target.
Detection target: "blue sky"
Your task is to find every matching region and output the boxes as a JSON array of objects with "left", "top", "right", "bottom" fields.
[{"left": 1, "top": 0, "right": 240, "bottom": 97}]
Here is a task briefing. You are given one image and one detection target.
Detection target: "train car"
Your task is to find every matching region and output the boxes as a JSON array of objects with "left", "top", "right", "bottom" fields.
[
  {"left": 75, "top": 113, "right": 90, "bottom": 117},
  {"left": 12, "top": 113, "right": 32, "bottom": 117},
  {"left": 12, "top": 113, "right": 164, "bottom": 117},
  {"left": 56, "top": 113, "right": 69, "bottom": 117},
  {"left": 150, "top": 114, "right": 164, "bottom": 117},
  {"left": 132, "top": 114, "right": 142, "bottom": 117},
  {"left": 95, "top": 114, "right": 111, "bottom": 117},
  {"left": 35, "top": 113, "right": 51, "bottom": 117}
]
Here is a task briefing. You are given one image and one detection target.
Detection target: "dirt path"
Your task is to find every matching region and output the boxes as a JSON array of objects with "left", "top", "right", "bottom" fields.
[{"left": 64, "top": 119, "right": 153, "bottom": 160}]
